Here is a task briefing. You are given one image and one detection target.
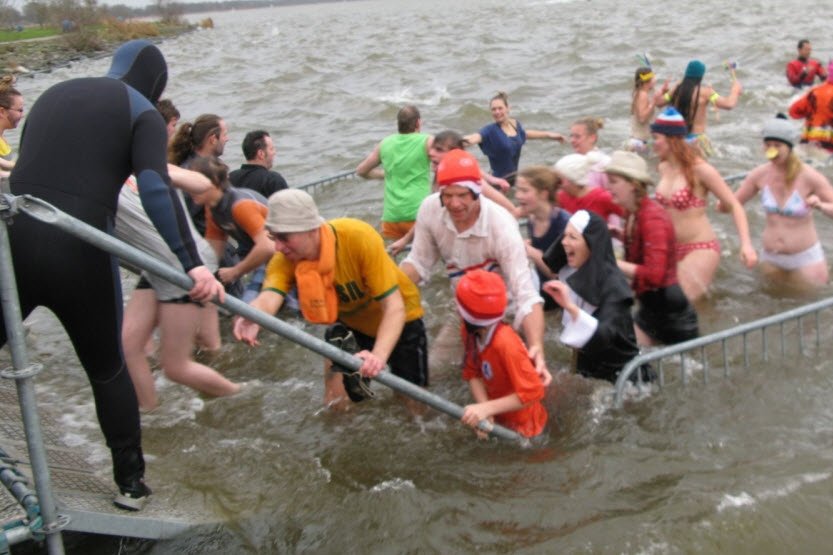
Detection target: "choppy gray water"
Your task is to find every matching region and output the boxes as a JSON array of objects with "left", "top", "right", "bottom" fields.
[{"left": 7, "top": 0, "right": 833, "bottom": 552}]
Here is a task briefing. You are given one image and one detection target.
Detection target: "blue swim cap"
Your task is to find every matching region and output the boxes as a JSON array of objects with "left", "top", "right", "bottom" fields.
[{"left": 684, "top": 60, "right": 706, "bottom": 79}]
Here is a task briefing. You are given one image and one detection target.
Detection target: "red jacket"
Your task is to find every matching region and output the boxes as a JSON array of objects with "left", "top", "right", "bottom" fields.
[
  {"left": 557, "top": 187, "right": 624, "bottom": 221},
  {"left": 786, "top": 57, "right": 827, "bottom": 88},
  {"left": 625, "top": 197, "right": 678, "bottom": 295}
]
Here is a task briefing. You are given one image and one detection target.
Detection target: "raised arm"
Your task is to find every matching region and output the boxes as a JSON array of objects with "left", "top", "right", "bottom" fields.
[
  {"left": 713, "top": 81, "right": 742, "bottom": 110},
  {"left": 463, "top": 132, "right": 483, "bottom": 146},
  {"left": 525, "top": 129, "right": 566, "bottom": 142}
]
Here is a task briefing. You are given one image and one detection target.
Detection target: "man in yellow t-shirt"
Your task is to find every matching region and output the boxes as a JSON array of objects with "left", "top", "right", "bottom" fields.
[{"left": 233, "top": 188, "right": 427, "bottom": 407}]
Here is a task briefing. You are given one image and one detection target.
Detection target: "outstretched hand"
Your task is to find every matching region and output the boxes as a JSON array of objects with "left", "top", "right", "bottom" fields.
[{"left": 233, "top": 316, "right": 261, "bottom": 346}]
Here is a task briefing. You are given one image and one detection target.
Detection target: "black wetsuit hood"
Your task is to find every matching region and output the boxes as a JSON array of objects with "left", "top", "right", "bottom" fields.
[{"left": 106, "top": 39, "right": 167, "bottom": 103}]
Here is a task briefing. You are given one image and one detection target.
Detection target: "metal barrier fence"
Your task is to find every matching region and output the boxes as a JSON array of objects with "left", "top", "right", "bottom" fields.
[
  {"left": 613, "top": 295, "right": 833, "bottom": 408},
  {"left": 296, "top": 170, "right": 356, "bottom": 193}
]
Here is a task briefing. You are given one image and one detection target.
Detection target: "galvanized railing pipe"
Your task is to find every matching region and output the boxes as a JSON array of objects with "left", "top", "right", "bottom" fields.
[
  {"left": 0, "top": 197, "right": 66, "bottom": 554},
  {"left": 296, "top": 170, "right": 356, "bottom": 192},
  {"left": 614, "top": 294, "right": 833, "bottom": 408},
  {"left": 11, "top": 194, "right": 526, "bottom": 445}
]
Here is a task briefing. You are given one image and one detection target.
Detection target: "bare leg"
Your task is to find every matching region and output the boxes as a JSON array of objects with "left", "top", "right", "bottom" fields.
[
  {"left": 793, "top": 260, "right": 829, "bottom": 287},
  {"left": 634, "top": 323, "right": 655, "bottom": 347},
  {"left": 195, "top": 304, "right": 221, "bottom": 352},
  {"left": 323, "top": 360, "right": 352, "bottom": 411},
  {"left": 157, "top": 303, "right": 240, "bottom": 398},
  {"left": 428, "top": 317, "right": 463, "bottom": 376},
  {"left": 677, "top": 249, "right": 720, "bottom": 303},
  {"left": 122, "top": 289, "right": 160, "bottom": 411}
]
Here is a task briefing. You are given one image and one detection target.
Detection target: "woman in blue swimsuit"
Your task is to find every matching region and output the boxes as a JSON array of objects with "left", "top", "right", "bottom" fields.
[
  {"left": 729, "top": 115, "right": 833, "bottom": 286},
  {"left": 464, "top": 91, "right": 565, "bottom": 186}
]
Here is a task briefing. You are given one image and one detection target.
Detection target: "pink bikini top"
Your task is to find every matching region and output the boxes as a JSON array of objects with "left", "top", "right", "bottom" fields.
[{"left": 654, "top": 187, "right": 707, "bottom": 210}]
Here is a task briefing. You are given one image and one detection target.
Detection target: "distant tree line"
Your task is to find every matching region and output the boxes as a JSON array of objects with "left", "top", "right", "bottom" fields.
[{"left": 0, "top": 0, "right": 323, "bottom": 29}]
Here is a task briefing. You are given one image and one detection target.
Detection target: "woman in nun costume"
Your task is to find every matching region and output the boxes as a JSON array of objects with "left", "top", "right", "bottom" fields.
[{"left": 542, "top": 210, "right": 651, "bottom": 383}]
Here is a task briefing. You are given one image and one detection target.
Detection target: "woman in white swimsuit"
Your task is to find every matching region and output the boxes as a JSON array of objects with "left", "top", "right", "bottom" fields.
[{"left": 729, "top": 116, "right": 833, "bottom": 286}]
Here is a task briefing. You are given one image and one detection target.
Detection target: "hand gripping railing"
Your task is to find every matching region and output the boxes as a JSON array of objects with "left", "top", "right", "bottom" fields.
[
  {"left": 613, "top": 295, "right": 833, "bottom": 408},
  {"left": 7, "top": 193, "right": 526, "bottom": 445}
]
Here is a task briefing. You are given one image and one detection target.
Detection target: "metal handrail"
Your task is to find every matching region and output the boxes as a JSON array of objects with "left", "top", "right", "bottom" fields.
[
  {"left": 613, "top": 295, "right": 833, "bottom": 408},
  {"left": 4, "top": 193, "right": 526, "bottom": 445},
  {"left": 296, "top": 170, "right": 356, "bottom": 192},
  {"left": 0, "top": 197, "right": 66, "bottom": 554}
]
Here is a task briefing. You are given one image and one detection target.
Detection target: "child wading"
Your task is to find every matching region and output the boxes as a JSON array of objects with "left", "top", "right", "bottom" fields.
[{"left": 456, "top": 270, "right": 548, "bottom": 439}]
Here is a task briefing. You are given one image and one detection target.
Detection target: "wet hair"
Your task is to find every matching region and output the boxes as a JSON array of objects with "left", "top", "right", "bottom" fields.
[
  {"left": 433, "top": 129, "right": 465, "bottom": 150},
  {"left": 631, "top": 68, "right": 653, "bottom": 114},
  {"left": 785, "top": 151, "right": 803, "bottom": 190},
  {"left": 168, "top": 113, "right": 223, "bottom": 165},
  {"left": 517, "top": 165, "right": 561, "bottom": 203},
  {"left": 670, "top": 77, "right": 701, "bottom": 129},
  {"left": 665, "top": 135, "right": 699, "bottom": 193},
  {"left": 0, "top": 75, "right": 21, "bottom": 110},
  {"left": 188, "top": 155, "right": 230, "bottom": 191},
  {"left": 155, "top": 98, "right": 179, "bottom": 124},
  {"left": 241, "top": 129, "right": 271, "bottom": 160},
  {"left": 491, "top": 91, "right": 510, "bottom": 108},
  {"left": 573, "top": 116, "right": 604, "bottom": 136},
  {"left": 797, "top": 39, "right": 810, "bottom": 50},
  {"left": 397, "top": 105, "right": 420, "bottom": 133}
]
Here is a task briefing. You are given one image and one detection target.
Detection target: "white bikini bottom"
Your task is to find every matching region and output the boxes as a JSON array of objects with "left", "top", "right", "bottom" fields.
[{"left": 760, "top": 242, "right": 825, "bottom": 271}]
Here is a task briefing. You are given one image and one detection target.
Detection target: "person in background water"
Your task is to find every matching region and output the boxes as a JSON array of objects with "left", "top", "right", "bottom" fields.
[
  {"left": 569, "top": 116, "right": 610, "bottom": 189},
  {"left": 541, "top": 210, "right": 649, "bottom": 383},
  {"left": 554, "top": 153, "right": 622, "bottom": 222},
  {"left": 229, "top": 129, "right": 289, "bottom": 198},
  {"left": 386, "top": 130, "right": 519, "bottom": 256},
  {"left": 156, "top": 98, "right": 179, "bottom": 137},
  {"left": 726, "top": 115, "right": 833, "bottom": 287},
  {"left": 3, "top": 40, "right": 224, "bottom": 512},
  {"left": 786, "top": 39, "right": 827, "bottom": 89},
  {"left": 456, "top": 270, "right": 547, "bottom": 439},
  {"left": 514, "top": 165, "right": 569, "bottom": 311},
  {"left": 168, "top": 113, "right": 230, "bottom": 234},
  {"left": 657, "top": 60, "right": 742, "bottom": 157},
  {"left": 356, "top": 105, "right": 433, "bottom": 241},
  {"left": 464, "top": 91, "right": 564, "bottom": 186},
  {"left": 789, "top": 61, "right": 833, "bottom": 157},
  {"left": 625, "top": 67, "right": 668, "bottom": 154},
  {"left": 0, "top": 74, "right": 23, "bottom": 177},
  {"left": 605, "top": 151, "right": 699, "bottom": 346},
  {"left": 651, "top": 107, "right": 757, "bottom": 302},
  {"left": 233, "top": 189, "right": 428, "bottom": 410}
]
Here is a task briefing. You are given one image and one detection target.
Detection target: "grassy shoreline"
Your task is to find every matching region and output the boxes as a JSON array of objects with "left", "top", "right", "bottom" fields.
[{"left": 0, "top": 21, "right": 195, "bottom": 74}]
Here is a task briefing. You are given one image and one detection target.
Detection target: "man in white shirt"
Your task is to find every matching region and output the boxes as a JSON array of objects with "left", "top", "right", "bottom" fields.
[{"left": 400, "top": 149, "right": 550, "bottom": 383}]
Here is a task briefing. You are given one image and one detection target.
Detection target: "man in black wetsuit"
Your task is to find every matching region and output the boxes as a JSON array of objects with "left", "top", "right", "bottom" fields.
[{"left": 2, "top": 40, "right": 224, "bottom": 511}]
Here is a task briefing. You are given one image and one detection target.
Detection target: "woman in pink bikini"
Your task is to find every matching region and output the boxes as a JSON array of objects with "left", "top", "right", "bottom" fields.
[
  {"left": 727, "top": 115, "right": 833, "bottom": 287},
  {"left": 651, "top": 107, "right": 757, "bottom": 302}
]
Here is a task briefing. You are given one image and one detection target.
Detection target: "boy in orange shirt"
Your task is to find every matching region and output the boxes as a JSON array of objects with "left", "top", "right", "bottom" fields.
[{"left": 456, "top": 270, "right": 548, "bottom": 438}]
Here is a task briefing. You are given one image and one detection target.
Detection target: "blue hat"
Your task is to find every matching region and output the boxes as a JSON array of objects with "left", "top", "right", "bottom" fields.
[
  {"left": 685, "top": 60, "right": 706, "bottom": 79},
  {"left": 650, "top": 107, "right": 689, "bottom": 136}
]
